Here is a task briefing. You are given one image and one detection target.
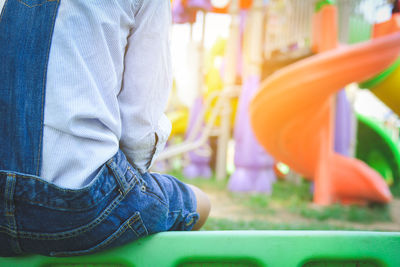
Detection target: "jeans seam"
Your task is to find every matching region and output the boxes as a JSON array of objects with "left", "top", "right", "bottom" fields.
[
  {"left": 149, "top": 173, "right": 166, "bottom": 199},
  {"left": 142, "top": 190, "right": 168, "bottom": 207},
  {"left": 4, "top": 175, "right": 22, "bottom": 254},
  {"left": 50, "top": 212, "right": 147, "bottom": 256},
  {"left": 168, "top": 209, "right": 182, "bottom": 214},
  {"left": 7, "top": 157, "right": 138, "bottom": 240},
  {"left": 4, "top": 175, "right": 11, "bottom": 216},
  {"left": 0, "top": 168, "right": 119, "bottom": 211},
  {"left": 0, "top": 187, "right": 117, "bottom": 212},
  {"left": 0, "top": 171, "right": 100, "bottom": 193},
  {"left": 128, "top": 168, "right": 140, "bottom": 185},
  {"left": 0, "top": 227, "right": 17, "bottom": 237},
  {"left": 141, "top": 174, "right": 168, "bottom": 207},
  {"left": 14, "top": 193, "right": 125, "bottom": 240},
  {"left": 17, "top": 0, "right": 56, "bottom": 8},
  {"left": 107, "top": 158, "right": 138, "bottom": 197},
  {"left": 107, "top": 158, "right": 129, "bottom": 196}
]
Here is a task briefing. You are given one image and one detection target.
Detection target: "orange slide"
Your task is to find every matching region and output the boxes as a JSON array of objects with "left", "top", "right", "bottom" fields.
[{"left": 250, "top": 31, "right": 400, "bottom": 205}]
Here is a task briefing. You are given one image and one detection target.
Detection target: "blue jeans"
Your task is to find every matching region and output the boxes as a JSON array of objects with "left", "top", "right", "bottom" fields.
[
  {"left": 0, "top": 0, "right": 199, "bottom": 257},
  {"left": 0, "top": 150, "right": 199, "bottom": 257}
]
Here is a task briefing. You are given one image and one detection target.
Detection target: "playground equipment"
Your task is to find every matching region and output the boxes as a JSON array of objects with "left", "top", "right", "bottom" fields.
[
  {"left": 166, "top": 0, "right": 400, "bottom": 203},
  {"left": 172, "top": 0, "right": 252, "bottom": 16},
  {"left": 360, "top": 14, "right": 400, "bottom": 116},
  {"left": 264, "top": 0, "right": 315, "bottom": 59},
  {"left": 1, "top": 231, "right": 400, "bottom": 267},
  {"left": 211, "top": 0, "right": 252, "bottom": 13},
  {"left": 169, "top": 4, "right": 215, "bottom": 178},
  {"left": 2, "top": 1, "right": 400, "bottom": 266},
  {"left": 159, "top": 0, "right": 244, "bottom": 181},
  {"left": 353, "top": 12, "right": 400, "bottom": 196},
  {"left": 204, "top": 38, "right": 238, "bottom": 128},
  {"left": 356, "top": 114, "right": 400, "bottom": 195},
  {"left": 166, "top": 81, "right": 191, "bottom": 137},
  {"left": 168, "top": 109, "right": 189, "bottom": 137},
  {"left": 249, "top": 3, "right": 399, "bottom": 205},
  {"left": 231, "top": 0, "right": 397, "bottom": 198},
  {"left": 362, "top": 56, "right": 400, "bottom": 116},
  {"left": 172, "top": 0, "right": 277, "bottom": 185},
  {"left": 228, "top": 0, "right": 277, "bottom": 193}
]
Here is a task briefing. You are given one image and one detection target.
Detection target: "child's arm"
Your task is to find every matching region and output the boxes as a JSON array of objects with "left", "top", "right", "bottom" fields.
[{"left": 119, "top": 0, "right": 172, "bottom": 173}]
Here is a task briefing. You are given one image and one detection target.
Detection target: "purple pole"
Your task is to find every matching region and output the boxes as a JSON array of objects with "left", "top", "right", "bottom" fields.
[
  {"left": 183, "top": 97, "right": 212, "bottom": 178},
  {"left": 228, "top": 76, "right": 276, "bottom": 193},
  {"left": 172, "top": 0, "right": 197, "bottom": 24},
  {"left": 334, "top": 90, "right": 353, "bottom": 156},
  {"left": 187, "top": 0, "right": 212, "bottom": 10}
]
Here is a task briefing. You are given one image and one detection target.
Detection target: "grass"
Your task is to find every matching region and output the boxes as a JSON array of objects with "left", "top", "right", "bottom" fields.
[
  {"left": 202, "top": 218, "right": 357, "bottom": 231},
  {"left": 296, "top": 203, "right": 391, "bottom": 223},
  {"left": 167, "top": 170, "right": 395, "bottom": 230},
  {"left": 167, "top": 169, "right": 229, "bottom": 190}
]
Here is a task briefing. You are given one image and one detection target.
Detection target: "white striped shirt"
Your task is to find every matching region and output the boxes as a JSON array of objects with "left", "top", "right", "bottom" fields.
[{"left": 38, "top": 0, "right": 172, "bottom": 188}]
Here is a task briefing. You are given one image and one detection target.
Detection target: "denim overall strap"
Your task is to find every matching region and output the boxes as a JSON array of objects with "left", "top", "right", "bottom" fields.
[{"left": 0, "top": 0, "right": 60, "bottom": 176}]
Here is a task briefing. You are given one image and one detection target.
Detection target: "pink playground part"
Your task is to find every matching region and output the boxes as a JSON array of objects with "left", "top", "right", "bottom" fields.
[{"left": 249, "top": 31, "right": 400, "bottom": 205}]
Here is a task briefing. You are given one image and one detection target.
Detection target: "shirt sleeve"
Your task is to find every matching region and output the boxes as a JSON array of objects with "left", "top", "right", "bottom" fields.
[{"left": 118, "top": 0, "right": 172, "bottom": 173}]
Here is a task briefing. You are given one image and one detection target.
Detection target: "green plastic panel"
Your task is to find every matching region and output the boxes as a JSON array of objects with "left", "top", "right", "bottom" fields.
[
  {"left": 1, "top": 231, "right": 399, "bottom": 267},
  {"left": 356, "top": 114, "right": 400, "bottom": 195},
  {"left": 303, "top": 261, "right": 380, "bottom": 267}
]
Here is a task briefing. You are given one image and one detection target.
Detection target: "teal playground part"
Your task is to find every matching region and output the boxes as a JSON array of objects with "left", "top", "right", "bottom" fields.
[
  {"left": 347, "top": 15, "right": 373, "bottom": 44},
  {"left": 356, "top": 114, "right": 400, "bottom": 196},
  {"left": 337, "top": 1, "right": 375, "bottom": 45},
  {"left": 1, "top": 231, "right": 399, "bottom": 267},
  {"left": 315, "top": 0, "right": 335, "bottom": 12}
]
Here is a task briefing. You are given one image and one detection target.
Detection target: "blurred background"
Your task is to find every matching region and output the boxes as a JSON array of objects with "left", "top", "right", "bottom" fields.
[{"left": 154, "top": 0, "right": 400, "bottom": 231}]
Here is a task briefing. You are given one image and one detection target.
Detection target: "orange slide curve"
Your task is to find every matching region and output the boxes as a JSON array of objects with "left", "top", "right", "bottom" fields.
[{"left": 250, "top": 32, "right": 400, "bottom": 205}]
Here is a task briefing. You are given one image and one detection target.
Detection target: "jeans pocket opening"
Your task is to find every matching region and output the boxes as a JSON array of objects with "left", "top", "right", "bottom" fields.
[
  {"left": 141, "top": 186, "right": 168, "bottom": 207},
  {"left": 49, "top": 212, "right": 148, "bottom": 257},
  {"left": 140, "top": 174, "right": 168, "bottom": 207}
]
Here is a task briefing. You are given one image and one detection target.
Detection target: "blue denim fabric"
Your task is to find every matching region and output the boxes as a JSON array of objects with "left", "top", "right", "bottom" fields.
[
  {"left": 0, "top": 0, "right": 60, "bottom": 176},
  {"left": 0, "top": 150, "right": 199, "bottom": 256},
  {"left": 0, "top": 0, "right": 199, "bottom": 257}
]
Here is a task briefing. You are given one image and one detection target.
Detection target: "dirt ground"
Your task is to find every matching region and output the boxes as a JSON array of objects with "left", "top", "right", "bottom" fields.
[{"left": 206, "top": 188, "right": 400, "bottom": 231}]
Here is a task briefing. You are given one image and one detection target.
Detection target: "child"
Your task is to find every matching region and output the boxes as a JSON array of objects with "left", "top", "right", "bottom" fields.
[{"left": 0, "top": 0, "right": 210, "bottom": 256}]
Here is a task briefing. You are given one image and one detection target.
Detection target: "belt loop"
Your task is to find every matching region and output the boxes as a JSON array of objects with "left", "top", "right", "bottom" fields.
[
  {"left": 5, "top": 174, "right": 16, "bottom": 216},
  {"left": 106, "top": 159, "right": 129, "bottom": 196},
  {"left": 4, "top": 174, "right": 22, "bottom": 254}
]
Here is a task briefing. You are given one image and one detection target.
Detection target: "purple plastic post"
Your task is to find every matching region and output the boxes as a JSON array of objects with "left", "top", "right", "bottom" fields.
[
  {"left": 172, "top": 0, "right": 213, "bottom": 24},
  {"left": 236, "top": 10, "right": 247, "bottom": 78},
  {"left": 183, "top": 97, "right": 212, "bottom": 179},
  {"left": 187, "top": 0, "right": 213, "bottom": 11},
  {"left": 228, "top": 75, "right": 276, "bottom": 193},
  {"left": 172, "top": 0, "right": 197, "bottom": 24},
  {"left": 334, "top": 90, "right": 353, "bottom": 156}
]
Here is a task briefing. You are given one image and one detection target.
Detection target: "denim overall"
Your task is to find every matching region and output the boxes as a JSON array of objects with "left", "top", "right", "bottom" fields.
[{"left": 0, "top": 0, "right": 198, "bottom": 256}]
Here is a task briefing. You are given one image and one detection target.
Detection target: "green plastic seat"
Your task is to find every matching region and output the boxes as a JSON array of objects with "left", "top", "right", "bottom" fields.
[{"left": 1, "top": 231, "right": 399, "bottom": 267}]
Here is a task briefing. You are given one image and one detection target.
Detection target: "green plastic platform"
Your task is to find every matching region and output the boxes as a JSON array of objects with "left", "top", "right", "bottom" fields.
[{"left": 1, "top": 231, "right": 399, "bottom": 267}]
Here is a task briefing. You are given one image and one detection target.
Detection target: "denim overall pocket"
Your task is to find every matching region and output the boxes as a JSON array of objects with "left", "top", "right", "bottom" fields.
[
  {"left": 49, "top": 212, "right": 148, "bottom": 257},
  {"left": 2, "top": 163, "right": 150, "bottom": 257},
  {"left": 47, "top": 165, "right": 151, "bottom": 257}
]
